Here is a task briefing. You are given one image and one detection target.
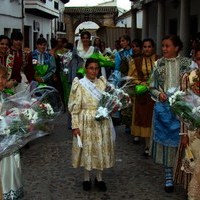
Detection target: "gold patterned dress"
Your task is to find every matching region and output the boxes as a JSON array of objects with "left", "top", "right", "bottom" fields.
[
  {"left": 68, "top": 76, "right": 115, "bottom": 171},
  {"left": 128, "top": 54, "right": 157, "bottom": 138}
]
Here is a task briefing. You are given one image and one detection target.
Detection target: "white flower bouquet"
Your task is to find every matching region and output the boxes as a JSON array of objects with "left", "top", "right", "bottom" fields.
[
  {"left": 0, "top": 82, "right": 63, "bottom": 158},
  {"left": 169, "top": 89, "right": 200, "bottom": 130},
  {"left": 95, "top": 83, "right": 131, "bottom": 121}
]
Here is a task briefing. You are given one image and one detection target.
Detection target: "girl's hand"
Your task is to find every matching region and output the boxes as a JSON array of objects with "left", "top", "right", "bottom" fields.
[
  {"left": 159, "top": 93, "right": 168, "bottom": 102},
  {"left": 72, "top": 128, "right": 80, "bottom": 137},
  {"left": 181, "top": 134, "right": 189, "bottom": 147}
]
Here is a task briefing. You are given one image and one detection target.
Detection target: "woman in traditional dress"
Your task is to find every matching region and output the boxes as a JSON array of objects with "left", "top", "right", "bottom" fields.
[
  {"left": 149, "top": 35, "right": 194, "bottom": 193},
  {"left": 174, "top": 46, "right": 200, "bottom": 200},
  {"left": 0, "top": 35, "right": 16, "bottom": 91},
  {"left": 129, "top": 38, "right": 159, "bottom": 153},
  {"left": 31, "top": 37, "right": 56, "bottom": 87},
  {"left": 68, "top": 31, "right": 100, "bottom": 83},
  {"left": 68, "top": 58, "right": 115, "bottom": 192},
  {"left": 9, "top": 31, "right": 30, "bottom": 92},
  {"left": 0, "top": 64, "right": 23, "bottom": 200}
]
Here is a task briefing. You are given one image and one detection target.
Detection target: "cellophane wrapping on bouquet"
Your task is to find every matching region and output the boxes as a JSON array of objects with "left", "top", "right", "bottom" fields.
[
  {"left": 169, "top": 89, "right": 200, "bottom": 130},
  {"left": 58, "top": 51, "right": 73, "bottom": 75},
  {"left": 95, "top": 73, "right": 132, "bottom": 121},
  {"left": 0, "top": 82, "right": 63, "bottom": 158}
]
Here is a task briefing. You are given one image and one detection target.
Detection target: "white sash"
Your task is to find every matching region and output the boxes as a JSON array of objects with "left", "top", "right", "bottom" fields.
[{"left": 79, "top": 77, "right": 102, "bottom": 100}]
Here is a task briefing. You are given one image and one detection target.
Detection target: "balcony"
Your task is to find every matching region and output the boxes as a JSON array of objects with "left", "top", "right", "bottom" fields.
[{"left": 25, "top": 0, "right": 59, "bottom": 19}]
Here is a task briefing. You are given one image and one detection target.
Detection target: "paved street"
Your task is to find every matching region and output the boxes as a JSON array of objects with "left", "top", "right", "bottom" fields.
[{"left": 21, "top": 114, "right": 187, "bottom": 200}]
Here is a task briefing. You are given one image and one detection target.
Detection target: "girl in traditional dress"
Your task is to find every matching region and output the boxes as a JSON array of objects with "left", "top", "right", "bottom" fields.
[
  {"left": 0, "top": 65, "right": 23, "bottom": 200},
  {"left": 0, "top": 35, "right": 16, "bottom": 91},
  {"left": 149, "top": 35, "right": 194, "bottom": 193},
  {"left": 129, "top": 38, "right": 159, "bottom": 151},
  {"left": 31, "top": 37, "right": 56, "bottom": 87},
  {"left": 68, "top": 31, "right": 100, "bottom": 83},
  {"left": 174, "top": 46, "right": 200, "bottom": 200},
  {"left": 68, "top": 58, "right": 115, "bottom": 192}
]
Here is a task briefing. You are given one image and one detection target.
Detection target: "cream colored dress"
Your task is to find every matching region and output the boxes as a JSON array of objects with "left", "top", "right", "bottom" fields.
[
  {"left": 0, "top": 92, "right": 23, "bottom": 200},
  {"left": 68, "top": 76, "right": 115, "bottom": 171}
]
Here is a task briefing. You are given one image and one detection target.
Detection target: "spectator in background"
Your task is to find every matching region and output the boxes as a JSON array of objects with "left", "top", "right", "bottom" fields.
[
  {"left": 93, "top": 37, "right": 102, "bottom": 51},
  {"left": 112, "top": 39, "right": 122, "bottom": 55}
]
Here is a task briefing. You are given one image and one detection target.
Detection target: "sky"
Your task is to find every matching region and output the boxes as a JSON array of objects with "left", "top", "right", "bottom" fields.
[{"left": 65, "top": 0, "right": 131, "bottom": 11}]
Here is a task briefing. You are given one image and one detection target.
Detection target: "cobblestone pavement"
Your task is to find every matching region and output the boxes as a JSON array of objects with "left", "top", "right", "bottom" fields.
[{"left": 21, "top": 114, "right": 187, "bottom": 200}]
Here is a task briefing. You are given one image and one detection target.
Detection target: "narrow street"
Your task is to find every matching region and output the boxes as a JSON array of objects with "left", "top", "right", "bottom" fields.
[{"left": 21, "top": 114, "right": 187, "bottom": 200}]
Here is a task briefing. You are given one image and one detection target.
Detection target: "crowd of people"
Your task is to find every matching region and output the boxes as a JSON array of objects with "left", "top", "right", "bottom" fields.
[{"left": 0, "top": 29, "right": 199, "bottom": 199}]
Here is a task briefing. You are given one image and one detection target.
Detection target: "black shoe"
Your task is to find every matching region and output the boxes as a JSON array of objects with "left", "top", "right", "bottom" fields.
[
  {"left": 94, "top": 178, "right": 107, "bottom": 192},
  {"left": 133, "top": 137, "right": 140, "bottom": 144},
  {"left": 83, "top": 180, "right": 92, "bottom": 191},
  {"left": 142, "top": 148, "right": 150, "bottom": 158},
  {"left": 164, "top": 186, "right": 174, "bottom": 193}
]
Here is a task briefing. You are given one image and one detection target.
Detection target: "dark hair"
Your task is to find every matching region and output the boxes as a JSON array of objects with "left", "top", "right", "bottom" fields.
[
  {"left": 50, "top": 38, "right": 58, "bottom": 49},
  {"left": 132, "top": 39, "right": 142, "bottom": 48},
  {"left": 142, "top": 38, "right": 155, "bottom": 48},
  {"left": 162, "top": 35, "right": 183, "bottom": 52},
  {"left": 0, "top": 35, "right": 10, "bottom": 43},
  {"left": 80, "top": 31, "right": 91, "bottom": 40},
  {"left": 66, "top": 42, "right": 73, "bottom": 51},
  {"left": 11, "top": 31, "right": 23, "bottom": 41},
  {"left": 85, "top": 58, "right": 100, "bottom": 69},
  {"left": 119, "top": 35, "right": 131, "bottom": 45},
  {"left": 36, "top": 37, "right": 47, "bottom": 45}
]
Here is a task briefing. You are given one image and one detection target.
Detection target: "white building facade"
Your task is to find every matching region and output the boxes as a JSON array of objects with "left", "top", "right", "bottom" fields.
[
  {"left": 0, "top": 0, "right": 68, "bottom": 50},
  {"left": 0, "top": 0, "right": 23, "bottom": 36}
]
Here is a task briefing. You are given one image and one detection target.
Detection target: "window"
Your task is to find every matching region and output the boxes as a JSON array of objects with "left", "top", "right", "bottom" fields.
[{"left": 54, "top": 1, "right": 58, "bottom": 10}]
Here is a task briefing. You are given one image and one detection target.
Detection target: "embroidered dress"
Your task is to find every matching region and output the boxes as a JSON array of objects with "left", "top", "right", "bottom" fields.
[
  {"left": 128, "top": 54, "right": 158, "bottom": 138},
  {"left": 68, "top": 76, "right": 115, "bottom": 171},
  {"left": 149, "top": 56, "right": 193, "bottom": 167},
  {"left": 0, "top": 54, "right": 14, "bottom": 81},
  {"left": 32, "top": 50, "right": 56, "bottom": 86},
  {"left": 174, "top": 68, "right": 200, "bottom": 197},
  {"left": 0, "top": 92, "right": 23, "bottom": 200}
]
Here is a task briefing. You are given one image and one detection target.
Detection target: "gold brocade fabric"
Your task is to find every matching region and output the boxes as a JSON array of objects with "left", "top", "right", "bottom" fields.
[
  {"left": 129, "top": 54, "right": 157, "bottom": 137},
  {"left": 68, "top": 77, "right": 115, "bottom": 171}
]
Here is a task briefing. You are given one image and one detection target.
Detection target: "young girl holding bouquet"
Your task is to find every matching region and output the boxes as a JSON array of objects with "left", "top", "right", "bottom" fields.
[
  {"left": 149, "top": 35, "right": 194, "bottom": 193},
  {"left": 174, "top": 46, "right": 200, "bottom": 200},
  {"left": 68, "top": 58, "right": 115, "bottom": 192},
  {"left": 0, "top": 65, "right": 23, "bottom": 199}
]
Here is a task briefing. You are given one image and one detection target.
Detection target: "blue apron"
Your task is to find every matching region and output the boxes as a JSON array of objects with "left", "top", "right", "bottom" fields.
[{"left": 153, "top": 102, "right": 180, "bottom": 147}]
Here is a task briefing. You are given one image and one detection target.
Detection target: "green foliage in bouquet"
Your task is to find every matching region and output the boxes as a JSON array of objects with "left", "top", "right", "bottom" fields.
[
  {"left": 134, "top": 85, "right": 148, "bottom": 95},
  {"left": 34, "top": 64, "right": 48, "bottom": 77},
  {"left": 90, "top": 53, "right": 114, "bottom": 68}
]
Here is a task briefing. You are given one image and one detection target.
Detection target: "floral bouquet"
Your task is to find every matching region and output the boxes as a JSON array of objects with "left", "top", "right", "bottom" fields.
[
  {"left": 0, "top": 82, "right": 63, "bottom": 158},
  {"left": 58, "top": 51, "right": 73, "bottom": 75},
  {"left": 90, "top": 53, "right": 115, "bottom": 68},
  {"left": 169, "top": 88, "right": 200, "bottom": 130},
  {"left": 95, "top": 83, "right": 131, "bottom": 121}
]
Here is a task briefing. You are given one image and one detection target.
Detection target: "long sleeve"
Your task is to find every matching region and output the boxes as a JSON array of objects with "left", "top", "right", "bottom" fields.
[
  {"left": 42, "top": 56, "right": 56, "bottom": 82},
  {"left": 149, "top": 60, "right": 162, "bottom": 101},
  {"left": 68, "top": 77, "right": 82, "bottom": 129},
  {"left": 114, "top": 52, "right": 121, "bottom": 71}
]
